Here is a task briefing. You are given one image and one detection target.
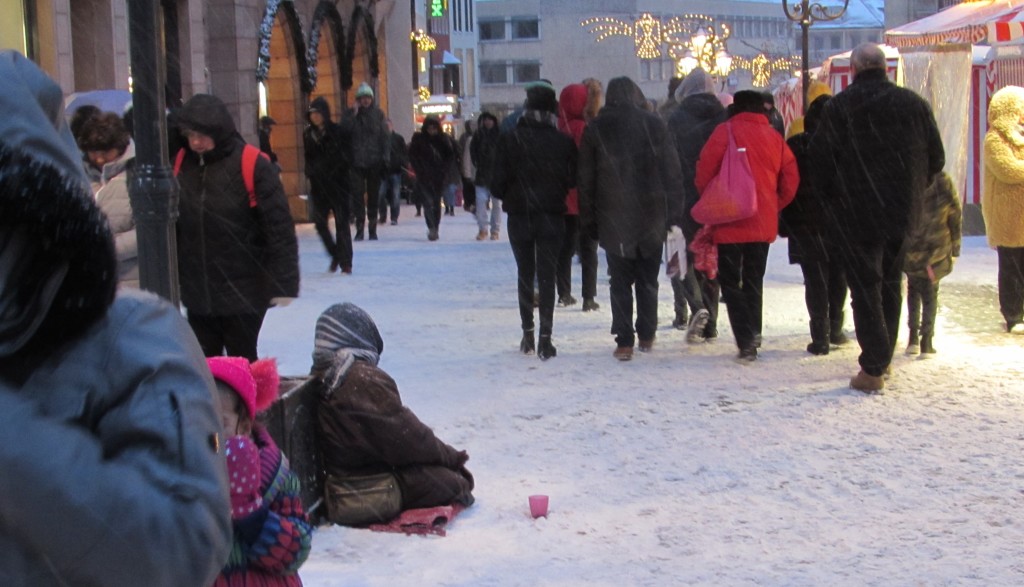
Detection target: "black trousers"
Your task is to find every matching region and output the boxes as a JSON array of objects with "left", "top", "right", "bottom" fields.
[
  {"left": 556, "top": 216, "right": 600, "bottom": 301},
  {"left": 717, "top": 243, "right": 769, "bottom": 351},
  {"left": 840, "top": 237, "right": 906, "bottom": 377},
  {"left": 799, "top": 257, "right": 847, "bottom": 333},
  {"left": 187, "top": 310, "right": 267, "bottom": 361},
  {"left": 997, "top": 246, "right": 1024, "bottom": 327},
  {"left": 508, "top": 212, "right": 564, "bottom": 337},
  {"left": 419, "top": 183, "right": 444, "bottom": 233},
  {"left": 606, "top": 251, "right": 661, "bottom": 347},
  {"left": 351, "top": 166, "right": 383, "bottom": 235},
  {"left": 309, "top": 175, "right": 352, "bottom": 269}
]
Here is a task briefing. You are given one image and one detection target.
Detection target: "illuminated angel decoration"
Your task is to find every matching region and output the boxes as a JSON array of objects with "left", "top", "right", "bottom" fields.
[{"left": 581, "top": 13, "right": 730, "bottom": 63}]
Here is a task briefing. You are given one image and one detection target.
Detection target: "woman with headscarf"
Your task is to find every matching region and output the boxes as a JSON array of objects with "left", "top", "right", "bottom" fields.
[{"left": 312, "top": 303, "right": 474, "bottom": 526}]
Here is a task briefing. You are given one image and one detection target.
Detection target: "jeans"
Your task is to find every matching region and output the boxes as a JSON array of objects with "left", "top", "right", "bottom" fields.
[
  {"left": 419, "top": 183, "right": 443, "bottom": 233},
  {"left": 444, "top": 182, "right": 458, "bottom": 213},
  {"left": 474, "top": 185, "right": 502, "bottom": 232},
  {"left": 378, "top": 172, "right": 402, "bottom": 223},
  {"left": 507, "top": 212, "right": 565, "bottom": 337},
  {"left": 605, "top": 251, "right": 661, "bottom": 347}
]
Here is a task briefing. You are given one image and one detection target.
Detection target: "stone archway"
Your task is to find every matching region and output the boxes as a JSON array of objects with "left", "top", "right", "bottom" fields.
[
  {"left": 346, "top": 5, "right": 381, "bottom": 110},
  {"left": 307, "top": 2, "right": 345, "bottom": 120},
  {"left": 257, "top": 0, "right": 311, "bottom": 220}
]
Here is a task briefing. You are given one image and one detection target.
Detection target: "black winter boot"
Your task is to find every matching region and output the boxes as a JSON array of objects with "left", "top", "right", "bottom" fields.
[
  {"left": 520, "top": 329, "right": 535, "bottom": 355},
  {"left": 807, "top": 319, "right": 830, "bottom": 355},
  {"left": 537, "top": 335, "right": 557, "bottom": 360},
  {"left": 830, "top": 310, "right": 848, "bottom": 345}
]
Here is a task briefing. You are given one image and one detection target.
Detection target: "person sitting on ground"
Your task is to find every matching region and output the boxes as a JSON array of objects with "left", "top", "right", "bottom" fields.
[
  {"left": 207, "top": 357, "right": 313, "bottom": 586},
  {"left": 311, "top": 303, "right": 475, "bottom": 527}
]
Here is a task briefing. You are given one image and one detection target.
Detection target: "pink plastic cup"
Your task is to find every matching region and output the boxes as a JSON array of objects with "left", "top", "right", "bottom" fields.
[{"left": 529, "top": 494, "right": 549, "bottom": 518}]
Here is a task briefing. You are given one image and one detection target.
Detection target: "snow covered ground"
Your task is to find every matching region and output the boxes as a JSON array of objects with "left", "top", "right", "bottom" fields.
[{"left": 259, "top": 207, "right": 1024, "bottom": 586}]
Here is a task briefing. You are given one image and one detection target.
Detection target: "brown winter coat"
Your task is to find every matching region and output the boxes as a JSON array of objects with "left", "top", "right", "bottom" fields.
[
  {"left": 983, "top": 85, "right": 1024, "bottom": 248},
  {"left": 903, "top": 172, "right": 962, "bottom": 280},
  {"left": 316, "top": 361, "right": 474, "bottom": 510}
]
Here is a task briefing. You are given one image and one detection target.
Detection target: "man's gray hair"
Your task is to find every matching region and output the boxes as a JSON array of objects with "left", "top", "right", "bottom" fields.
[{"left": 850, "top": 42, "right": 886, "bottom": 73}]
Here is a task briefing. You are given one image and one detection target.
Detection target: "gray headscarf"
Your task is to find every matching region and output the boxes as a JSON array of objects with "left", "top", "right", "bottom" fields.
[
  {"left": 311, "top": 302, "right": 385, "bottom": 392},
  {"left": 676, "top": 68, "right": 716, "bottom": 101}
]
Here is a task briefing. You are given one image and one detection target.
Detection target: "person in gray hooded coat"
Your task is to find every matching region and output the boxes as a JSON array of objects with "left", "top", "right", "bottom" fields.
[{"left": 0, "top": 50, "right": 231, "bottom": 587}]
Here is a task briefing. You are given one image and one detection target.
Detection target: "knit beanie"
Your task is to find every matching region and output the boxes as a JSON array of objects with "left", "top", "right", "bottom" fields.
[
  {"left": 355, "top": 82, "right": 374, "bottom": 100},
  {"left": 525, "top": 80, "right": 558, "bottom": 113},
  {"left": 207, "top": 356, "right": 280, "bottom": 420}
]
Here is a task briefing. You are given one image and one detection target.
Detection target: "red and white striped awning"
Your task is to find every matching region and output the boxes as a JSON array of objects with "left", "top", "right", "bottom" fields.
[
  {"left": 988, "top": 6, "right": 1024, "bottom": 45},
  {"left": 885, "top": 0, "right": 1024, "bottom": 49}
]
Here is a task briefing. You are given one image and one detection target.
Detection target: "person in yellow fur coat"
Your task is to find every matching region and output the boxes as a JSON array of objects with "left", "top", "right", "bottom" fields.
[
  {"left": 785, "top": 81, "right": 833, "bottom": 139},
  {"left": 983, "top": 85, "right": 1024, "bottom": 334}
]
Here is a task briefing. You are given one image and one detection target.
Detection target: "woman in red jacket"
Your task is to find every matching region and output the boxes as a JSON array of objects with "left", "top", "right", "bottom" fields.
[{"left": 695, "top": 90, "right": 799, "bottom": 362}]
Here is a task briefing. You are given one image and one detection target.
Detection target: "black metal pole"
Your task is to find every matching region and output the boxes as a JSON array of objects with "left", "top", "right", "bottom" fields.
[
  {"left": 126, "top": 0, "right": 180, "bottom": 305},
  {"left": 801, "top": 21, "right": 810, "bottom": 114}
]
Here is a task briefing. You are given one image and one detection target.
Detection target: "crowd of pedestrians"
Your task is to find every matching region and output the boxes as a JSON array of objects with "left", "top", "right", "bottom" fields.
[{"left": 13, "top": 37, "right": 1024, "bottom": 584}]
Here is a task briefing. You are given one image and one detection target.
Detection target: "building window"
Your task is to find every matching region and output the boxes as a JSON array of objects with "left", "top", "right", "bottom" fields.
[
  {"left": 511, "top": 18, "right": 539, "bottom": 40},
  {"left": 480, "top": 62, "right": 508, "bottom": 84},
  {"left": 830, "top": 34, "right": 841, "bottom": 49},
  {"left": 479, "top": 20, "right": 505, "bottom": 41},
  {"left": 513, "top": 62, "right": 540, "bottom": 83}
]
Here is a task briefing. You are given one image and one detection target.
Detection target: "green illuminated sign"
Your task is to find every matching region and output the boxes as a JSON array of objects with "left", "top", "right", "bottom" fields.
[{"left": 430, "top": 0, "right": 446, "bottom": 18}]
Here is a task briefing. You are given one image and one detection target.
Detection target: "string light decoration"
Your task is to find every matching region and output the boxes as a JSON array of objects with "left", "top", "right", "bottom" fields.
[
  {"left": 409, "top": 29, "right": 437, "bottom": 51},
  {"left": 582, "top": 13, "right": 731, "bottom": 65},
  {"left": 731, "top": 52, "right": 800, "bottom": 87},
  {"left": 417, "top": 86, "right": 431, "bottom": 101}
]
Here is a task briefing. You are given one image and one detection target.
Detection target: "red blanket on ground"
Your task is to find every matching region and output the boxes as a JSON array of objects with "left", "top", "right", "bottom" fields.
[{"left": 367, "top": 504, "right": 466, "bottom": 537}]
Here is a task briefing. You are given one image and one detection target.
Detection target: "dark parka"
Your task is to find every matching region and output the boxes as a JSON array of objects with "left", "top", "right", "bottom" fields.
[
  {"left": 174, "top": 94, "right": 299, "bottom": 315},
  {"left": 491, "top": 113, "right": 577, "bottom": 216},
  {"left": 339, "top": 100, "right": 390, "bottom": 170},
  {"left": 470, "top": 112, "right": 501, "bottom": 189},
  {"left": 316, "top": 361, "right": 474, "bottom": 508},
  {"left": 408, "top": 116, "right": 455, "bottom": 194},
  {"left": 303, "top": 96, "right": 349, "bottom": 187},
  {"left": 903, "top": 172, "right": 962, "bottom": 280},
  {"left": 667, "top": 92, "right": 726, "bottom": 241},
  {"left": 810, "top": 68, "right": 946, "bottom": 243},
  {"left": 0, "top": 50, "right": 230, "bottom": 586},
  {"left": 781, "top": 95, "right": 835, "bottom": 264},
  {"left": 578, "top": 77, "right": 685, "bottom": 259}
]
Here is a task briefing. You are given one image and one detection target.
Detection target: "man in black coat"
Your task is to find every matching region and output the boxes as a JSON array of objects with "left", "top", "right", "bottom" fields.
[
  {"left": 578, "top": 76, "right": 685, "bottom": 361},
  {"left": 304, "top": 97, "right": 353, "bottom": 273},
  {"left": 174, "top": 94, "right": 300, "bottom": 360},
  {"left": 811, "top": 43, "right": 945, "bottom": 392}
]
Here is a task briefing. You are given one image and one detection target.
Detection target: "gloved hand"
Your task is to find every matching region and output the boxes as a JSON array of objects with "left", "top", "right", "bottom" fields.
[
  {"left": 269, "top": 297, "right": 294, "bottom": 308},
  {"left": 225, "top": 435, "right": 263, "bottom": 519}
]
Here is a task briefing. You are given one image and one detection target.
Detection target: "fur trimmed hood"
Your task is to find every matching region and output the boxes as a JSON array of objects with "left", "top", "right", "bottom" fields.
[
  {"left": 987, "top": 85, "right": 1024, "bottom": 150},
  {"left": 0, "top": 51, "right": 116, "bottom": 363}
]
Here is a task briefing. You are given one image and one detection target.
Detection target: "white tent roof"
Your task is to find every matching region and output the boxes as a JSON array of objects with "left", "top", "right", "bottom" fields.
[{"left": 885, "top": 0, "right": 1024, "bottom": 49}]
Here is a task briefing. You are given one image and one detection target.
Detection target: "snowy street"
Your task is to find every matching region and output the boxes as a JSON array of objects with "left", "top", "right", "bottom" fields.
[{"left": 261, "top": 207, "right": 1024, "bottom": 586}]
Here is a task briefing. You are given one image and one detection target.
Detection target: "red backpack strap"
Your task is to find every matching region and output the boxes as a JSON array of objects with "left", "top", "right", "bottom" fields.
[
  {"left": 240, "top": 144, "right": 269, "bottom": 208},
  {"left": 172, "top": 148, "right": 185, "bottom": 176}
]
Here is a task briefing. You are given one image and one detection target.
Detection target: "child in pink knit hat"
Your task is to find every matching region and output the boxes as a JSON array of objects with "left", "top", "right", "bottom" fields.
[{"left": 207, "top": 356, "right": 312, "bottom": 587}]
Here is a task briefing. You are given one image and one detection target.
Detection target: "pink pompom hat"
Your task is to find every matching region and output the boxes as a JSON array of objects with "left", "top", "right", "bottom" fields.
[{"left": 206, "top": 356, "right": 280, "bottom": 419}]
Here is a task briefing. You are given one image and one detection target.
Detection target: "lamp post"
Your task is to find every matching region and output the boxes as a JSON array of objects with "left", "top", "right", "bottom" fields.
[
  {"left": 126, "top": 0, "right": 179, "bottom": 305},
  {"left": 782, "top": 0, "right": 850, "bottom": 113}
]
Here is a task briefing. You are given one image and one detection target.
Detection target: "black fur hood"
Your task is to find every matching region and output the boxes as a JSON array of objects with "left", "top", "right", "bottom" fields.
[{"left": 0, "top": 51, "right": 116, "bottom": 363}]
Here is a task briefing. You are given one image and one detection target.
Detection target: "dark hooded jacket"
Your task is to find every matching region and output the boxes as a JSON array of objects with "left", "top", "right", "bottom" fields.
[
  {"left": 174, "top": 94, "right": 299, "bottom": 315},
  {"left": 303, "top": 96, "right": 349, "bottom": 184},
  {"left": 470, "top": 112, "right": 501, "bottom": 189},
  {"left": 491, "top": 109, "right": 577, "bottom": 216},
  {"left": 408, "top": 116, "right": 456, "bottom": 194},
  {"left": 667, "top": 87, "right": 726, "bottom": 240},
  {"left": 578, "top": 77, "right": 685, "bottom": 259},
  {"left": 0, "top": 50, "right": 230, "bottom": 587},
  {"left": 339, "top": 97, "right": 389, "bottom": 170},
  {"left": 810, "top": 68, "right": 945, "bottom": 243}
]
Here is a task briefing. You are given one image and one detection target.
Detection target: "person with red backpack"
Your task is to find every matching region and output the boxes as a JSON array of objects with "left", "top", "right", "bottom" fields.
[{"left": 172, "top": 94, "right": 299, "bottom": 360}]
